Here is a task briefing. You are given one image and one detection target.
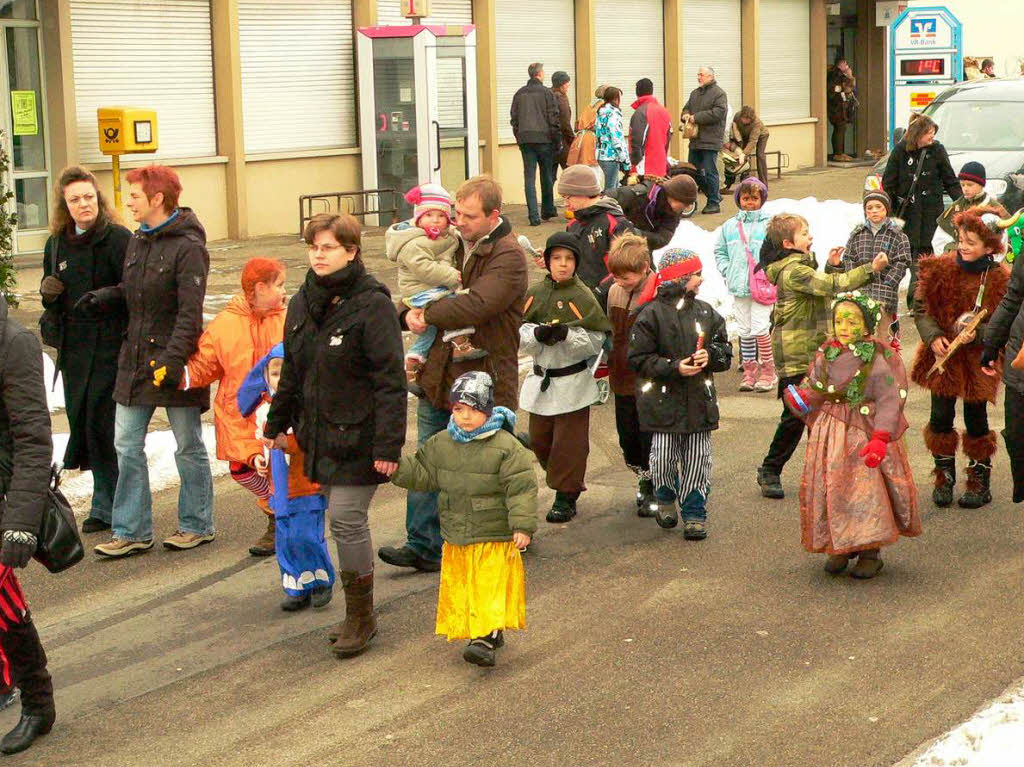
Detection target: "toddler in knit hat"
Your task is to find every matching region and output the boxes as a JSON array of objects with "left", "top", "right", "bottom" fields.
[{"left": 385, "top": 183, "right": 486, "bottom": 396}]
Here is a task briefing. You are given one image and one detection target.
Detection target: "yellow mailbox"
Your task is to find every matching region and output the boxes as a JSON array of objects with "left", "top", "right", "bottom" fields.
[{"left": 97, "top": 107, "right": 158, "bottom": 155}]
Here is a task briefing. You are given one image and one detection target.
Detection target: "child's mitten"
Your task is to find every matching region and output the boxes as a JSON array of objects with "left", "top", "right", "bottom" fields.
[{"left": 859, "top": 430, "right": 891, "bottom": 469}]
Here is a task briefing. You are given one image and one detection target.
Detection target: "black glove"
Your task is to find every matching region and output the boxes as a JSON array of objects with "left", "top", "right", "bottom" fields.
[
  {"left": 980, "top": 345, "right": 1000, "bottom": 369},
  {"left": 534, "top": 324, "right": 569, "bottom": 346},
  {"left": 151, "top": 358, "right": 184, "bottom": 389},
  {"left": 0, "top": 531, "right": 36, "bottom": 569},
  {"left": 73, "top": 291, "right": 102, "bottom": 317},
  {"left": 39, "top": 275, "right": 64, "bottom": 303}
]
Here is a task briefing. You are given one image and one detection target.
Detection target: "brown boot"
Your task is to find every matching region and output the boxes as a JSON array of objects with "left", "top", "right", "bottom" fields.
[
  {"left": 248, "top": 513, "right": 275, "bottom": 557},
  {"left": 850, "top": 549, "right": 883, "bottom": 579},
  {"left": 405, "top": 357, "right": 425, "bottom": 397},
  {"left": 449, "top": 334, "right": 488, "bottom": 362},
  {"left": 823, "top": 553, "right": 851, "bottom": 574},
  {"left": 331, "top": 571, "right": 377, "bottom": 657}
]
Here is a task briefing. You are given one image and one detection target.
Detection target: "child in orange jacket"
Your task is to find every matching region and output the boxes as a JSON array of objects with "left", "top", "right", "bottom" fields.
[
  {"left": 178, "top": 257, "right": 286, "bottom": 555},
  {"left": 238, "top": 344, "right": 334, "bottom": 612}
]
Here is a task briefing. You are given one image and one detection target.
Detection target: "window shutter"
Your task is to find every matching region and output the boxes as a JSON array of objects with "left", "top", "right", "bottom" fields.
[
  {"left": 594, "top": 0, "right": 665, "bottom": 126},
  {"left": 758, "top": 0, "right": 811, "bottom": 122}
]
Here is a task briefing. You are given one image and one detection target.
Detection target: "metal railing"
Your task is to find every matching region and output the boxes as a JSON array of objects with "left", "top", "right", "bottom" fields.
[{"left": 298, "top": 188, "right": 399, "bottom": 234}]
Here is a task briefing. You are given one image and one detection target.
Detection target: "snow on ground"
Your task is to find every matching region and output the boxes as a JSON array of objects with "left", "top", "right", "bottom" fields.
[
  {"left": 53, "top": 424, "right": 229, "bottom": 511},
  {"left": 909, "top": 681, "right": 1024, "bottom": 766},
  {"left": 653, "top": 197, "right": 867, "bottom": 337},
  {"left": 42, "top": 353, "right": 65, "bottom": 412}
]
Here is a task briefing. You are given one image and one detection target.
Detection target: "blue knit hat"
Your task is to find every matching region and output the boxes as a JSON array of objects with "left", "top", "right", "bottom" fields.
[{"left": 449, "top": 371, "right": 494, "bottom": 415}]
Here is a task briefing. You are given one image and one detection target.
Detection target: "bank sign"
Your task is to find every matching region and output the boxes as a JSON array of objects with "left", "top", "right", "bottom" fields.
[{"left": 893, "top": 9, "right": 955, "bottom": 48}]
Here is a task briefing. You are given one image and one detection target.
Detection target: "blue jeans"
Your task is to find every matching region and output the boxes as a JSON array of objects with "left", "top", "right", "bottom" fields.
[
  {"left": 520, "top": 143, "right": 557, "bottom": 224},
  {"left": 599, "top": 160, "right": 621, "bottom": 191},
  {"left": 689, "top": 147, "right": 721, "bottom": 206},
  {"left": 111, "top": 404, "right": 214, "bottom": 542},
  {"left": 653, "top": 485, "right": 707, "bottom": 522},
  {"left": 404, "top": 399, "right": 449, "bottom": 560},
  {"left": 405, "top": 287, "right": 472, "bottom": 360}
]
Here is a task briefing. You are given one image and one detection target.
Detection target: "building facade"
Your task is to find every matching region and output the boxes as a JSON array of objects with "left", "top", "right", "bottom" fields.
[{"left": 23, "top": 0, "right": 877, "bottom": 251}]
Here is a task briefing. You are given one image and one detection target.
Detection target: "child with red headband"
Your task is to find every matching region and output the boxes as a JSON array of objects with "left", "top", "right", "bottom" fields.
[
  {"left": 628, "top": 248, "right": 732, "bottom": 539},
  {"left": 386, "top": 183, "right": 484, "bottom": 397}
]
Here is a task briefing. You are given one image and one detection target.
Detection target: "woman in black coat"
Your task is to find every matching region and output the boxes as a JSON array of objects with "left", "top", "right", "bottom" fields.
[
  {"left": 881, "top": 114, "right": 960, "bottom": 309},
  {"left": 39, "top": 167, "right": 130, "bottom": 534},
  {"left": 264, "top": 212, "right": 406, "bottom": 659}
]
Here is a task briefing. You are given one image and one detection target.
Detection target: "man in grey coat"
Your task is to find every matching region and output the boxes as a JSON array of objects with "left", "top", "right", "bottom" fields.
[{"left": 681, "top": 66, "right": 729, "bottom": 214}]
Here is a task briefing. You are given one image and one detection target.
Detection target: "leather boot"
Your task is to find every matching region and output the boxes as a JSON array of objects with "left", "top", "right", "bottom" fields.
[
  {"left": 636, "top": 476, "right": 656, "bottom": 517},
  {"left": 754, "top": 357, "right": 777, "bottom": 393},
  {"left": 449, "top": 334, "right": 488, "bottom": 363},
  {"left": 850, "top": 549, "right": 884, "bottom": 579},
  {"left": 405, "top": 357, "right": 425, "bottom": 397},
  {"left": 932, "top": 456, "right": 956, "bottom": 508},
  {"left": 331, "top": 572, "right": 377, "bottom": 658},
  {"left": 546, "top": 491, "right": 577, "bottom": 523},
  {"left": 248, "top": 512, "right": 276, "bottom": 557},
  {"left": 824, "top": 553, "right": 851, "bottom": 574},
  {"left": 0, "top": 615, "right": 54, "bottom": 755},
  {"left": 739, "top": 361, "right": 758, "bottom": 392}
]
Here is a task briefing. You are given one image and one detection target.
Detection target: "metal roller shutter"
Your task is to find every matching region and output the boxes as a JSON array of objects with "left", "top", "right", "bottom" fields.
[
  {"left": 239, "top": 0, "right": 356, "bottom": 154},
  {"left": 376, "top": 0, "right": 472, "bottom": 134},
  {"left": 758, "top": 0, "right": 810, "bottom": 122},
  {"left": 495, "top": 0, "right": 574, "bottom": 143},
  {"left": 595, "top": 0, "right": 664, "bottom": 125},
  {"left": 376, "top": 0, "right": 471, "bottom": 25},
  {"left": 683, "top": 0, "right": 743, "bottom": 112},
  {"left": 69, "top": 0, "right": 216, "bottom": 164}
]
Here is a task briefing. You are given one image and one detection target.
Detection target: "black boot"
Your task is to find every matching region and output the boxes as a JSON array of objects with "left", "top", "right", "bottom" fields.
[
  {"left": 958, "top": 460, "right": 993, "bottom": 508},
  {"left": 546, "top": 491, "right": 577, "bottom": 523},
  {"left": 463, "top": 630, "right": 504, "bottom": 667},
  {"left": 932, "top": 455, "right": 956, "bottom": 508},
  {"left": 636, "top": 477, "right": 656, "bottom": 517},
  {"left": 757, "top": 466, "right": 784, "bottom": 499},
  {"left": 0, "top": 616, "right": 54, "bottom": 755}
]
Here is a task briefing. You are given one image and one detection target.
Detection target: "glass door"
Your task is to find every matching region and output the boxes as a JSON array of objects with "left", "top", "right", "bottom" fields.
[
  {"left": 425, "top": 33, "right": 478, "bottom": 193},
  {"left": 370, "top": 36, "right": 422, "bottom": 221}
]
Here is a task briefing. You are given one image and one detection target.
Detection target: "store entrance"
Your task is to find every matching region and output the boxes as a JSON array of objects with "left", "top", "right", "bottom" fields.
[{"left": 827, "top": 0, "right": 859, "bottom": 161}]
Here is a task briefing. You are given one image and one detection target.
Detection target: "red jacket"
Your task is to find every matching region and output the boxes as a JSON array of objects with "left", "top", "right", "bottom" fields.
[{"left": 629, "top": 95, "right": 672, "bottom": 178}]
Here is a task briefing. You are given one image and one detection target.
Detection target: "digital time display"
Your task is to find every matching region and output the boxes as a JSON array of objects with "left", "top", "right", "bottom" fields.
[{"left": 901, "top": 58, "right": 945, "bottom": 76}]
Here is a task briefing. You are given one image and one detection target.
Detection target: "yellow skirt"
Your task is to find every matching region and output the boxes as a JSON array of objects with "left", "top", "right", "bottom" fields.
[{"left": 435, "top": 541, "right": 526, "bottom": 641}]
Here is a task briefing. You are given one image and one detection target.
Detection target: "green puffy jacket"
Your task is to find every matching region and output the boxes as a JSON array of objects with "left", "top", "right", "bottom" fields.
[{"left": 391, "top": 428, "right": 538, "bottom": 545}]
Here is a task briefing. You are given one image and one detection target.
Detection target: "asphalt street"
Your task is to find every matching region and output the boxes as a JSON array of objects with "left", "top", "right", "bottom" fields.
[{"left": 6, "top": 167, "right": 1022, "bottom": 767}]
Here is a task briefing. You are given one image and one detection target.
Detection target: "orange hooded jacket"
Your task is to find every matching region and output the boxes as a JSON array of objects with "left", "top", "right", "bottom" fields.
[{"left": 186, "top": 294, "right": 285, "bottom": 464}]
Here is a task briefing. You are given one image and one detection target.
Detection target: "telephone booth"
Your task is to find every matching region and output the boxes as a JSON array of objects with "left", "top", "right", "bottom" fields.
[{"left": 357, "top": 25, "right": 478, "bottom": 223}]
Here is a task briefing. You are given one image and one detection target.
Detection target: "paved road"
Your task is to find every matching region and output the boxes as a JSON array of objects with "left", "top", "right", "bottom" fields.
[{"left": 8, "top": 168, "right": 1023, "bottom": 766}]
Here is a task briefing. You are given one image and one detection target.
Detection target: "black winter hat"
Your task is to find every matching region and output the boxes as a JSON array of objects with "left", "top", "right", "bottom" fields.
[
  {"left": 958, "top": 161, "right": 986, "bottom": 186},
  {"left": 542, "top": 231, "right": 582, "bottom": 273},
  {"left": 552, "top": 71, "right": 570, "bottom": 88}
]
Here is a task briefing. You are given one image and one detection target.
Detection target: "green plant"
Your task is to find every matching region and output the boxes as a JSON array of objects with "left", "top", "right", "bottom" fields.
[{"left": 0, "top": 133, "right": 17, "bottom": 307}]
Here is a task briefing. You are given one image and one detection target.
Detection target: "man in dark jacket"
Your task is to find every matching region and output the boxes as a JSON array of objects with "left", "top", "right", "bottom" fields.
[
  {"left": 510, "top": 63, "right": 562, "bottom": 226},
  {"left": 79, "top": 165, "right": 215, "bottom": 558},
  {"left": 629, "top": 78, "right": 672, "bottom": 179},
  {"left": 379, "top": 176, "right": 528, "bottom": 572},
  {"left": 681, "top": 66, "right": 729, "bottom": 214},
  {"left": 0, "top": 298, "right": 57, "bottom": 755},
  {"left": 551, "top": 71, "right": 574, "bottom": 169}
]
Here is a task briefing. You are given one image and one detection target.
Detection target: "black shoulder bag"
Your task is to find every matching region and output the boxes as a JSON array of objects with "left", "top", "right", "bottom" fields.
[{"left": 893, "top": 147, "right": 930, "bottom": 228}]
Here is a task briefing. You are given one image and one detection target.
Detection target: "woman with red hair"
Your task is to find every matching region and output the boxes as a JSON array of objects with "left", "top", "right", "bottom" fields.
[
  {"left": 177, "top": 257, "right": 287, "bottom": 557},
  {"left": 912, "top": 206, "right": 1011, "bottom": 509}
]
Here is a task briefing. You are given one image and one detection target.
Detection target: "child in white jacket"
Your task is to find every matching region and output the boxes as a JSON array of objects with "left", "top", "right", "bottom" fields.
[
  {"left": 520, "top": 232, "right": 612, "bottom": 523},
  {"left": 385, "top": 183, "right": 485, "bottom": 396}
]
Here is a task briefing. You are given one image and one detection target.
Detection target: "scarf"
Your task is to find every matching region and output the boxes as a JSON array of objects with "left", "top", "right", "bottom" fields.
[
  {"left": 447, "top": 406, "right": 517, "bottom": 443},
  {"left": 303, "top": 259, "right": 365, "bottom": 325},
  {"left": 956, "top": 252, "right": 995, "bottom": 274},
  {"left": 523, "top": 275, "right": 612, "bottom": 332}
]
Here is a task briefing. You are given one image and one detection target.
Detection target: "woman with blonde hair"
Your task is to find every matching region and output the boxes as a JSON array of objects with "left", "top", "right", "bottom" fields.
[{"left": 39, "top": 166, "right": 130, "bottom": 533}]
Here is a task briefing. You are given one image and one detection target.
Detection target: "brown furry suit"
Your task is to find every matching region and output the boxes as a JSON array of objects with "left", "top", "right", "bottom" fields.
[{"left": 911, "top": 254, "right": 1010, "bottom": 403}]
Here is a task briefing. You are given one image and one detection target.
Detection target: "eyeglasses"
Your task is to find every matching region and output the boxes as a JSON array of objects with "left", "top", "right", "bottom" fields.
[{"left": 307, "top": 243, "right": 347, "bottom": 255}]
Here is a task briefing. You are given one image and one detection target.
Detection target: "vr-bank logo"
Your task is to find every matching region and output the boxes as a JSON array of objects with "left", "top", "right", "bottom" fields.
[{"left": 910, "top": 18, "right": 937, "bottom": 40}]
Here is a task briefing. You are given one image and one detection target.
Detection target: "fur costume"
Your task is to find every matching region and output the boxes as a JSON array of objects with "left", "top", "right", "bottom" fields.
[{"left": 910, "top": 253, "right": 1010, "bottom": 402}]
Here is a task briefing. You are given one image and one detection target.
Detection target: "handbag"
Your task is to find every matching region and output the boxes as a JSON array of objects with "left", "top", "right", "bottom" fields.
[
  {"left": 33, "top": 464, "right": 84, "bottom": 574},
  {"left": 739, "top": 222, "right": 777, "bottom": 305},
  {"left": 680, "top": 116, "right": 698, "bottom": 141},
  {"left": 38, "top": 240, "right": 63, "bottom": 350}
]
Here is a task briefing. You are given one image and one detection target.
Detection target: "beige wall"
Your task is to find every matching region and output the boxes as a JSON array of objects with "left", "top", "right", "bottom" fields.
[{"left": 763, "top": 121, "right": 817, "bottom": 174}]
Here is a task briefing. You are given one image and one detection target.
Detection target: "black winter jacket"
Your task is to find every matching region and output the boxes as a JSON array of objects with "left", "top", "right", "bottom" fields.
[
  {"left": 628, "top": 284, "right": 732, "bottom": 433},
  {"left": 510, "top": 78, "right": 561, "bottom": 147},
  {"left": 682, "top": 81, "right": 729, "bottom": 151},
  {"left": 608, "top": 182, "right": 681, "bottom": 252},
  {"left": 107, "top": 208, "right": 210, "bottom": 409},
  {"left": 567, "top": 198, "right": 635, "bottom": 289},
  {"left": 984, "top": 250, "right": 1024, "bottom": 394},
  {"left": 881, "top": 140, "right": 960, "bottom": 218},
  {"left": 0, "top": 301, "right": 52, "bottom": 536},
  {"left": 265, "top": 260, "right": 406, "bottom": 486},
  {"left": 42, "top": 221, "right": 130, "bottom": 470}
]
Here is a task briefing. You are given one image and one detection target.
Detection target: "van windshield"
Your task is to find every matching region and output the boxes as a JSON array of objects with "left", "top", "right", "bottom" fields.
[{"left": 927, "top": 100, "right": 1024, "bottom": 150}]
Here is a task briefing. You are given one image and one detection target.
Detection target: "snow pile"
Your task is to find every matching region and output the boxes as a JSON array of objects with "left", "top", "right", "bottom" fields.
[
  {"left": 53, "top": 424, "right": 228, "bottom": 511},
  {"left": 652, "top": 197, "right": 869, "bottom": 335},
  {"left": 911, "top": 683, "right": 1024, "bottom": 767},
  {"left": 42, "top": 354, "right": 65, "bottom": 413}
]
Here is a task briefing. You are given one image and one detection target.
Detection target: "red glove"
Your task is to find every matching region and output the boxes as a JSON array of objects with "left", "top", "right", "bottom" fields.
[
  {"left": 860, "top": 430, "right": 891, "bottom": 468},
  {"left": 889, "top": 336, "right": 901, "bottom": 353}
]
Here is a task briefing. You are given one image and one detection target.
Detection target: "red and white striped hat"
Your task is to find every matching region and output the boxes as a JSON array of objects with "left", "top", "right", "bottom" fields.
[{"left": 405, "top": 183, "right": 453, "bottom": 225}]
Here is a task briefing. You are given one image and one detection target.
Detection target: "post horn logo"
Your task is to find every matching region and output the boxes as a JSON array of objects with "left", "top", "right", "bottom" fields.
[{"left": 103, "top": 127, "right": 119, "bottom": 142}]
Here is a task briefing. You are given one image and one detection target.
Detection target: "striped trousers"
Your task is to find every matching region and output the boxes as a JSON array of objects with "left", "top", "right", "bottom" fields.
[
  {"left": 0, "top": 566, "right": 52, "bottom": 713},
  {"left": 650, "top": 430, "right": 713, "bottom": 506}
]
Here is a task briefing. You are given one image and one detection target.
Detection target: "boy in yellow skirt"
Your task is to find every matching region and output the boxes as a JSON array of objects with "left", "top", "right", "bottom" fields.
[{"left": 390, "top": 371, "right": 538, "bottom": 667}]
